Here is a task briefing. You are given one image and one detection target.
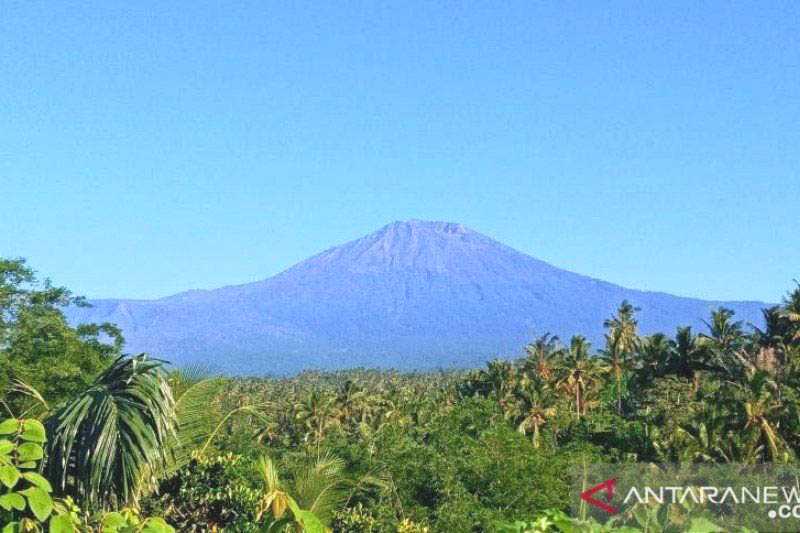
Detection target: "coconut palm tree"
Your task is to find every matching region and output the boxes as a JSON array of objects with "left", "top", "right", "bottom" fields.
[
  {"left": 255, "top": 455, "right": 326, "bottom": 532},
  {"left": 335, "top": 379, "right": 371, "bottom": 427},
  {"left": 650, "top": 415, "right": 746, "bottom": 464},
  {"left": 512, "top": 378, "right": 557, "bottom": 448},
  {"left": 781, "top": 282, "right": 800, "bottom": 343},
  {"left": 700, "top": 308, "right": 745, "bottom": 354},
  {"left": 732, "top": 372, "right": 792, "bottom": 462},
  {"left": 256, "top": 452, "right": 386, "bottom": 531},
  {"left": 523, "top": 333, "right": 561, "bottom": 381},
  {"left": 557, "top": 336, "right": 604, "bottom": 418},
  {"left": 294, "top": 390, "right": 340, "bottom": 449},
  {"left": 671, "top": 326, "right": 711, "bottom": 393},
  {"left": 603, "top": 301, "right": 640, "bottom": 414},
  {"left": 635, "top": 333, "right": 674, "bottom": 382},
  {"left": 165, "top": 369, "right": 228, "bottom": 473}
]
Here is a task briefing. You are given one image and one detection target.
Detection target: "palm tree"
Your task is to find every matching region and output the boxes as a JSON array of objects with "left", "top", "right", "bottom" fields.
[
  {"left": 635, "top": 333, "right": 674, "bottom": 382},
  {"left": 781, "top": 282, "right": 800, "bottom": 343},
  {"left": 523, "top": 333, "right": 561, "bottom": 381},
  {"left": 557, "top": 336, "right": 604, "bottom": 417},
  {"left": 513, "top": 378, "right": 556, "bottom": 448},
  {"left": 603, "top": 301, "right": 640, "bottom": 414},
  {"left": 166, "top": 374, "right": 228, "bottom": 470},
  {"left": 700, "top": 307, "right": 744, "bottom": 353},
  {"left": 734, "top": 372, "right": 792, "bottom": 462},
  {"left": 650, "top": 413, "right": 745, "bottom": 464},
  {"left": 698, "top": 307, "right": 755, "bottom": 384},
  {"left": 483, "top": 359, "right": 517, "bottom": 410},
  {"left": 335, "top": 379, "right": 370, "bottom": 427},
  {"left": 672, "top": 326, "right": 707, "bottom": 392},
  {"left": 255, "top": 455, "right": 326, "bottom": 532},
  {"left": 294, "top": 390, "right": 339, "bottom": 450},
  {"left": 44, "top": 354, "right": 176, "bottom": 509},
  {"left": 750, "top": 306, "right": 792, "bottom": 376},
  {"left": 255, "top": 452, "right": 385, "bottom": 531}
]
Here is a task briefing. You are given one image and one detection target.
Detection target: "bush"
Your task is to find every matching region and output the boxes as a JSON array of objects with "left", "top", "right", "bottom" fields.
[{"left": 142, "top": 453, "right": 260, "bottom": 532}]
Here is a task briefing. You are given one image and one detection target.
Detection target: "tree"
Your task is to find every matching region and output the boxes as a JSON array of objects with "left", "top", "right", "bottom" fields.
[
  {"left": 295, "top": 390, "right": 340, "bottom": 449},
  {"left": 523, "top": 333, "right": 561, "bottom": 381},
  {"left": 0, "top": 258, "right": 122, "bottom": 413},
  {"left": 700, "top": 307, "right": 744, "bottom": 355},
  {"left": 255, "top": 454, "right": 338, "bottom": 532},
  {"left": 556, "top": 336, "right": 604, "bottom": 418},
  {"left": 512, "top": 378, "right": 556, "bottom": 448},
  {"left": 634, "top": 333, "right": 674, "bottom": 384},
  {"left": 730, "top": 372, "right": 792, "bottom": 463},
  {"left": 602, "top": 301, "right": 640, "bottom": 414},
  {"left": 672, "top": 326, "right": 708, "bottom": 392},
  {"left": 44, "top": 354, "right": 176, "bottom": 509},
  {"left": 781, "top": 282, "right": 800, "bottom": 343}
]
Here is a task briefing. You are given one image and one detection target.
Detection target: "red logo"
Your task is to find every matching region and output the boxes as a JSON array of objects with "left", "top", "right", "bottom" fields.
[{"left": 580, "top": 478, "right": 618, "bottom": 514}]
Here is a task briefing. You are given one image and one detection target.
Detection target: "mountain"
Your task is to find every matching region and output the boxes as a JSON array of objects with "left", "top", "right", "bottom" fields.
[{"left": 65, "top": 220, "right": 769, "bottom": 374}]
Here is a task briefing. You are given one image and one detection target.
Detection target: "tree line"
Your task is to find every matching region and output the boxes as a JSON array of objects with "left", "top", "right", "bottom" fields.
[{"left": 2, "top": 257, "right": 799, "bottom": 531}]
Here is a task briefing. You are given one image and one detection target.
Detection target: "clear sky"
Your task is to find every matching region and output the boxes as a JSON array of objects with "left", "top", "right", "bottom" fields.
[{"left": 1, "top": 1, "right": 797, "bottom": 302}]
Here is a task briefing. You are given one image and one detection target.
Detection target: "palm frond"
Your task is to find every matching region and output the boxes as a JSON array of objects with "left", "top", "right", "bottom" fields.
[
  {"left": 292, "top": 453, "right": 346, "bottom": 525},
  {"left": 168, "top": 377, "right": 227, "bottom": 471},
  {"left": 9, "top": 379, "right": 49, "bottom": 418},
  {"left": 44, "top": 354, "right": 176, "bottom": 509}
]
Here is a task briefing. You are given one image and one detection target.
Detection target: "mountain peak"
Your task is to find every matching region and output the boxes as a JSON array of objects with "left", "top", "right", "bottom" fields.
[
  {"left": 381, "top": 219, "right": 473, "bottom": 236},
  {"left": 65, "top": 221, "right": 769, "bottom": 375},
  {"left": 298, "top": 219, "right": 500, "bottom": 275}
]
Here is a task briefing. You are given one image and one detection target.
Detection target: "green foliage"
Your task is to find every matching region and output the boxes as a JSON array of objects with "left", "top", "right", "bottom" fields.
[
  {"left": 44, "top": 354, "right": 176, "bottom": 510},
  {"left": 0, "top": 418, "right": 55, "bottom": 527},
  {"left": 0, "top": 259, "right": 122, "bottom": 414},
  {"left": 97, "top": 509, "right": 175, "bottom": 533},
  {"left": 0, "top": 416, "right": 173, "bottom": 533},
  {"left": 165, "top": 373, "right": 228, "bottom": 474},
  {"left": 144, "top": 453, "right": 260, "bottom": 532},
  {"left": 331, "top": 503, "right": 379, "bottom": 532},
  {"left": 494, "top": 506, "right": 729, "bottom": 533},
  {"left": 7, "top": 259, "right": 800, "bottom": 531}
]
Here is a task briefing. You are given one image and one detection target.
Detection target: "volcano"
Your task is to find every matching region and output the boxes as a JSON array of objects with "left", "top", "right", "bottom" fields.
[{"left": 66, "top": 220, "right": 768, "bottom": 374}]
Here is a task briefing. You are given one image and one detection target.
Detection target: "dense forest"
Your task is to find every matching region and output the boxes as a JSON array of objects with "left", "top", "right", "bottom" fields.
[{"left": 2, "top": 257, "right": 800, "bottom": 532}]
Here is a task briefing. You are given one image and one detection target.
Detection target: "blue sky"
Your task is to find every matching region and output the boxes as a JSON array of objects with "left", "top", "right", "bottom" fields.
[{"left": 1, "top": 1, "right": 797, "bottom": 302}]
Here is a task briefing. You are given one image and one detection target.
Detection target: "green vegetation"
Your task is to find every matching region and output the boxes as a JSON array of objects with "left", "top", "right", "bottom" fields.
[{"left": 2, "top": 258, "right": 800, "bottom": 531}]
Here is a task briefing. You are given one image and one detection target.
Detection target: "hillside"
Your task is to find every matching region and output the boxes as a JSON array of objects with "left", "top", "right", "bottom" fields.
[{"left": 65, "top": 220, "right": 768, "bottom": 374}]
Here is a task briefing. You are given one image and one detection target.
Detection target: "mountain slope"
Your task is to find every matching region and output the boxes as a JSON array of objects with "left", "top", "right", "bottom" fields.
[{"left": 66, "top": 220, "right": 768, "bottom": 374}]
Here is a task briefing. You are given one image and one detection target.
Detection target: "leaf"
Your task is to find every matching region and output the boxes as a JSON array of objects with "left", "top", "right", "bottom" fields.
[
  {"left": 49, "top": 514, "right": 78, "bottom": 533},
  {"left": 295, "top": 509, "right": 326, "bottom": 533},
  {"left": 20, "top": 420, "right": 46, "bottom": 443},
  {"left": 20, "top": 486, "right": 53, "bottom": 521},
  {"left": 16, "top": 461, "right": 37, "bottom": 469},
  {"left": 43, "top": 354, "right": 175, "bottom": 508},
  {"left": 101, "top": 511, "right": 128, "bottom": 531},
  {"left": 0, "top": 492, "right": 26, "bottom": 511},
  {"left": 0, "top": 419, "right": 18, "bottom": 435},
  {"left": 16, "top": 442, "right": 43, "bottom": 462},
  {"left": 0, "top": 440, "right": 14, "bottom": 456},
  {"left": 140, "top": 517, "right": 175, "bottom": 533},
  {"left": 687, "top": 517, "right": 724, "bottom": 533},
  {"left": 22, "top": 471, "right": 53, "bottom": 492},
  {"left": 0, "top": 464, "right": 21, "bottom": 488},
  {"left": 1, "top": 522, "right": 21, "bottom": 533},
  {"left": 168, "top": 378, "right": 227, "bottom": 473}
]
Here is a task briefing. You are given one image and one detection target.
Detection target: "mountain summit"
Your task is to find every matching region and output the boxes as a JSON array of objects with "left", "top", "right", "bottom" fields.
[{"left": 66, "top": 220, "right": 767, "bottom": 374}]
